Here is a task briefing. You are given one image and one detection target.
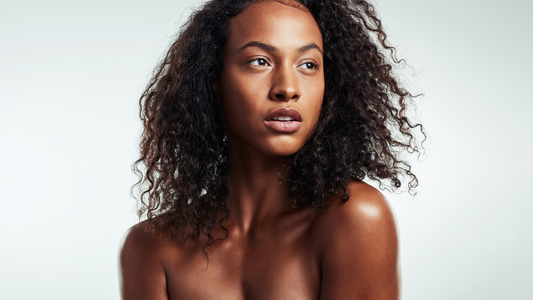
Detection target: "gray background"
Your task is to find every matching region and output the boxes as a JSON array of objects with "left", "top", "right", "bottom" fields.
[{"left": 1, "top": 0, "right": 532, "bottom": 299}]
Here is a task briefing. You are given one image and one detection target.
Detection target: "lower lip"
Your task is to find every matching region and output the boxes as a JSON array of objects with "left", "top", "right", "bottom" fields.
[{"left": 265, "top": 121, "right": 301, "bottom": 133}]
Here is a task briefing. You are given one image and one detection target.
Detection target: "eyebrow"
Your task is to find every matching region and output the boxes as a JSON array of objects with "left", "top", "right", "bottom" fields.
[
  {"left": 235, "top": 41, "right": 323, "bottom": 55},
  {"left": 297, "top": 43, "right": 323, "bottom": 55}
]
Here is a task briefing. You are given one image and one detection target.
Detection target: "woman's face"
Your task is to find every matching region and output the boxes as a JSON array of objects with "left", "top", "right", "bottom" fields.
[{"left": 218, "top": 0, "right": 324, "bottom": 157}]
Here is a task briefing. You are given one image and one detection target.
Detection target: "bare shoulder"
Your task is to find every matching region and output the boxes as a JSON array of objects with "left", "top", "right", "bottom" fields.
[
  {"left": 120, "top": 221, "right": 161, "bottom": 252},
  {"left": 316, "top": 181, "right": 395, "bottom": 234},
  {"left": 314, "top": 181, "right": 399, "bottom": 300},
  {"left": 118, "top": 221, "right": 171, "bottom": 300}
]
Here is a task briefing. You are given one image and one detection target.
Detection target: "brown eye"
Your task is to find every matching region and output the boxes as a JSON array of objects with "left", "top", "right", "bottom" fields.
[
  {"left": 298, "top": 62, "right": 317, "bottom": 70},
  {"left": 250, "top": 58, "right": 269, "bottom": 66}
]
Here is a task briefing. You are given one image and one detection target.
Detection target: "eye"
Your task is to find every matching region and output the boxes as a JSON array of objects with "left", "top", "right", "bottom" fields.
[
  {"left": 249, "top": 58, "right": 270, "bottom": 66},
  {"left": 298, "top": 61, "right": 318, "bottom": 70}
]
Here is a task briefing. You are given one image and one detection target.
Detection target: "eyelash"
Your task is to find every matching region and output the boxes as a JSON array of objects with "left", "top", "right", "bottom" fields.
[
  {"left": 298, "top": 62, "right": 318, "bottom": 70},
  {"left": 249, "top": 58, "right": 270, "bottom": 66},
  {"left": 248, "top": 59, "right": 319, "bottom": 70}
]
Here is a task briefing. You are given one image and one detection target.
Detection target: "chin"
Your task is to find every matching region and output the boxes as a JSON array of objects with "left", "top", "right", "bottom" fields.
[
  {"left": 262, "top": 139, "right": 306, "bottom": 157},
  {"left": 270, "top": 149, "right": 300, "bottom": 157}
]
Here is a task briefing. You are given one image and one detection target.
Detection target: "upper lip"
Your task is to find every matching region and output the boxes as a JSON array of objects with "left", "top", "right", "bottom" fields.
[{"left": 265, "top": 108, "right": 302, "bottom": 122}]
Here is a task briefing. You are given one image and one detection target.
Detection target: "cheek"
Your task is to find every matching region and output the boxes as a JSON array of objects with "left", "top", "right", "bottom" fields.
[
  {"left": 221, "top": 70, "right": 270, "bottom": 116},
  {"left": 305, "top": 83, "right": 325, "bottom": 126},
  {"left": 220, "top": 79, "right": 267, "bottom": 137},
  {"left": 223, "top": 85, "right": 258, "bottom": 120}
]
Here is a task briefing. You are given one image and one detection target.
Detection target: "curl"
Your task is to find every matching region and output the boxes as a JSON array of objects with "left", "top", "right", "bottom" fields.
[{"left": 132, "top": 0, "right": 425, "bottom": 252}]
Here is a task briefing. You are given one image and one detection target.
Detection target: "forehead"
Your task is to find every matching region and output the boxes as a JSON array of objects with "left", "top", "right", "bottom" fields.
[{"left": 226, "top": 1, "right": 323, "bottom": 52}]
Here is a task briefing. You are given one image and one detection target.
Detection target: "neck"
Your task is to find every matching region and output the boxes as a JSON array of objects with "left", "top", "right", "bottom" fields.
[{"left": 225, "top": 137, "right": 294, "bottom": 237}]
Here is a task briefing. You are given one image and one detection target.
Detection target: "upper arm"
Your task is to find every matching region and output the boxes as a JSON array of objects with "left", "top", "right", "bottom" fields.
[
  {"left": 118, "top": 224, "right": 169, "bottom": 300},
  {"left": 318, "top": 183, "right": 399, "bottom": 300}
]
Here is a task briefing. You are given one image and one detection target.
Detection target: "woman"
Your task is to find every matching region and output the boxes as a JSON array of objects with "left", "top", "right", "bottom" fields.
[{"left": 119, "top": 0, "right": 423, "bottom": 299}]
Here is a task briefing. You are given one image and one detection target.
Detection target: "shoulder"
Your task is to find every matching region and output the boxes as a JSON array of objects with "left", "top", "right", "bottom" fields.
[
  {"left": 119, "top": 221, "right": 167, "bottom": 264},
  {"left": 313, "top": 181, "right": 399, "bottom": 299},
  {"left": 118, "top": 221, "right": 171, "bottom": 299},
  {"left": 315, "top": 181, "right": 396, "bottom": 237}
]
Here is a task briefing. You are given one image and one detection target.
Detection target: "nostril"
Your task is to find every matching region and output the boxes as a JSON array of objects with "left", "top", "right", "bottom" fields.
[{"left": 275, "top": 94, "right": 285, "bottom": 99}]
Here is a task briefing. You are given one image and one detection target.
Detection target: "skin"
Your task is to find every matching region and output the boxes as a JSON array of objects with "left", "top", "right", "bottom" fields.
[{"left": 119, "top": 1, "right": 399, "bottom": 299}]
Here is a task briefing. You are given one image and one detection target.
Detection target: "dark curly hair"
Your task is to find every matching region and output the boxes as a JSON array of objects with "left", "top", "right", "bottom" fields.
[{"left": 132, "top": 0, "right": 424, "bottom": 251}]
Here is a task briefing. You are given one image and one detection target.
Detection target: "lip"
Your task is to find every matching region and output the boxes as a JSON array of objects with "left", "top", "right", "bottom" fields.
[
  {"left": 264, "top": 108, "right": 302, "bottom": 133},
  {"left": 265, "top": 108, "right": 302, "bottom": 122}
]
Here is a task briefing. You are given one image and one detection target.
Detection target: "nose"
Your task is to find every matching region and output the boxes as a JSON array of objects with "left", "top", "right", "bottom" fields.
[{"left": 269, "top": 65, "right": 301, "bottom": 102}]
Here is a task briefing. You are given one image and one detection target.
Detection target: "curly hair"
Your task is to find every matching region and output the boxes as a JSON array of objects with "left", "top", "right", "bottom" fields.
[{"left": 132, "top": 0, "right": 424, "bottom": 251}]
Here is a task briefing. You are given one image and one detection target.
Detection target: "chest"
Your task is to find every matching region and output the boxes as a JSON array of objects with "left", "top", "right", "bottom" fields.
[{"left": 165, "top": 232, "right": 321, "bottom": 300}]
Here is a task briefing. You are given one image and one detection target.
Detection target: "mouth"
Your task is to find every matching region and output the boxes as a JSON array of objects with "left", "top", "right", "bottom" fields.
[
  {"left": 265, "top": 108, "right": 302, "bottom": 122},
  {"left": 264, "top": 108, "right": 302, "bottom": 133},
  {"left": 269, "top": 116, "right": 298, "bottom": 122}
]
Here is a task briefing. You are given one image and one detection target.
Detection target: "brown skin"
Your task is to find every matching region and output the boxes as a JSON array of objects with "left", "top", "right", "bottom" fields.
[{"left": 119, "top": 1, "right": 399, "bottom": 299}]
